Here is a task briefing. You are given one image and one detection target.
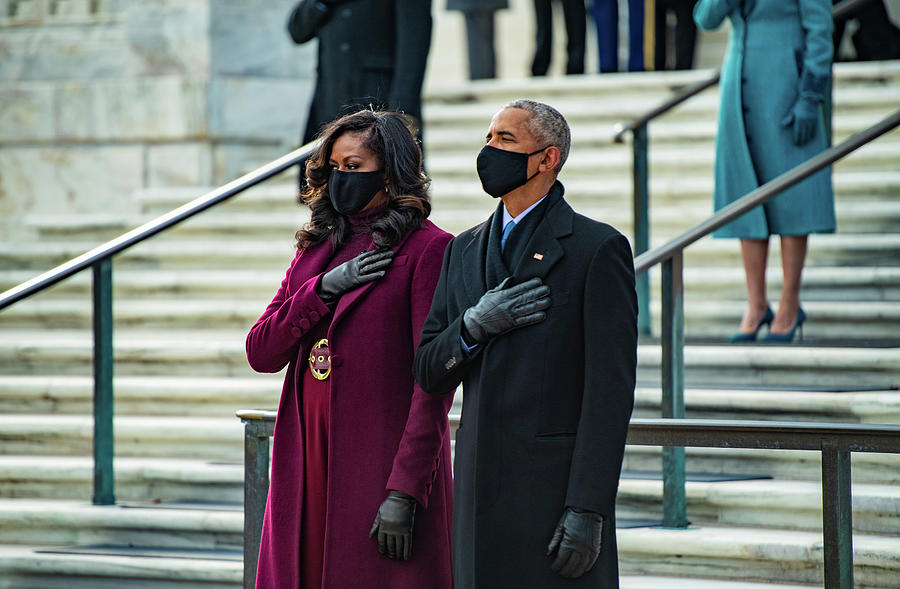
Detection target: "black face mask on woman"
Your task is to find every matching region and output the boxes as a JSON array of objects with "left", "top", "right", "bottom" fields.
[
  {"left": 328, "top": 169, "right": 385, "bottom": 215},
  {"left": 476, "top": 144, "right": 547, "bottom": 198}
]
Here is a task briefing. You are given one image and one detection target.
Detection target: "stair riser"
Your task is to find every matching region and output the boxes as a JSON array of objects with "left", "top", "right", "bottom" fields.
[
  {"left": 616, "top": 495, "right": 900, "bottom": 535},
  {"left": 0, "top": 527, "right": 241, "bottom": 552},
  {"left": 623, "top": 446, "right": 900, "bottom": 485},
  {"left": 0, "top": 439, "right": 243, "bottom": 461},
  {"left": 617, "top": 552, "right": 894, "bottom": 589},
  {"left": 0, "top": 573, "right": 240, "bottom": 589},
  {"left": 0, "top": 480, "right": 243, "bottom": 504}
]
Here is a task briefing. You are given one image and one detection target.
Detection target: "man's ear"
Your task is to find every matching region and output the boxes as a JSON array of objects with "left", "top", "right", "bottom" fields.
[{"left": 539, "top": 146, "right": 562, "bottom": 173}]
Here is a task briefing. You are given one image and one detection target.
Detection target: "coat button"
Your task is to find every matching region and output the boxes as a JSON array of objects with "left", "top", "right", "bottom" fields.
[
  {"left": 310, "top": 311, "right": 320, "bottom": 322},
  {"left": 291, "top": 327, "right": 302, "bottom": 338},
  {"left": 341, "top": 7, "right": 352, "bottom": 17},
  {"left": 339, "top": 42, "right": 350, "bottom": 53},
  {"left": 300, "top": 318, "right": 311, "bottom": 330}
]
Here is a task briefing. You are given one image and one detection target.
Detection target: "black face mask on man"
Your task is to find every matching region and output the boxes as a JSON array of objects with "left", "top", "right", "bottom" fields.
[
  {"left": 476, "top": 144, "right": 547, "bottom": 198},
  {"left": 328, "top": 169, "right": 385, "bottom": 215}
]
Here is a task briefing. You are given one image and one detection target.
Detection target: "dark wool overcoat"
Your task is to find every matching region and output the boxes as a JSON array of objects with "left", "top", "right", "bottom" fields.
[
  {"left": 288, "top": 0, "right": 432, "bottom": 144},
  {"left": 414, "top": 183, "right": 638, "bottom": 589},
  {"left": 247, "top": 220, "right": 454, "bottom": 588},
  {"left": 695, "top": 0, "right": 836, "bottom": 238}
]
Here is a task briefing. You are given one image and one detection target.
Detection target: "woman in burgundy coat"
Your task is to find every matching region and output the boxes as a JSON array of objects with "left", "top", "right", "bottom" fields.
[{"left": 246, "top": 110, "right": 454, "bottom": 588}]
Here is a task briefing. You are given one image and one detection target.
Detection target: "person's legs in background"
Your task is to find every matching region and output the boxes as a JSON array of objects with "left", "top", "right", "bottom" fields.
[
  {"left": 672, "top": 0, "right": 697, "bottom": 69},
  {"left": 737, "top": 238, "right": 771, "bottom": 335},
  {"left": 626, "top": 0, "right": 645, "bottom": 71},
  {"left": 561, "top": 0, "right": 587, "bottom": 74},
  {"left": 532, "top": 0, "right": 554, "bottom": 75},
  {"left": 464, "top": 10, "right": 498, "bottom": 80},
  {"left": 592, "top": 0, "right": 619, "bottom": 72},
  {"left": 771, "top": 235, "right": 808, "bottom": 334}
]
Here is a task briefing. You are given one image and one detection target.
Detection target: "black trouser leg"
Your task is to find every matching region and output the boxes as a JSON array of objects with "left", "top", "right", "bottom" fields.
[
  {"left": 532, "top": 0, "right": 553, "bottom": 75},
  {"left": 561, "top": 0, "right": 586, "bottom": 74}
]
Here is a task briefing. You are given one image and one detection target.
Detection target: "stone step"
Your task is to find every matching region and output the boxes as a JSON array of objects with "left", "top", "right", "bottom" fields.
[
  {"left": 1, "top": 329, "right": 897, "bottom": 388},
  {"left": 4, "top": 265, "right": 897, "bottom": 305},
  {"left": 0, "top": 375, "right": 281, "bottom": 416},
  {"left": 616, "top": 524, "right": 899, "bottom": 588},
  {"left": 2, "top": 232, "right": 897, "bottom": 274},
  {"left": 0, "top": 499, "right": 242, "bottom": 550},
  {"left": 632, "top": 387, "right": 900, "bottom": 424},
  {"left": 620, "top": 577, "right": 816, "bottom": 589},
  {"left": 0, "top": 544, "right": 241, "bottom": 589},
  {"left": 623, "top": 445, "right": 900, "bottom": 485},
  {"left": 0, "top": 456, "right": 243, "bottom": 503},
  {"left": 1, "top": 297, "right": 897, "bottom": 342},
  {"left": 0, "top": 415, "right": 243, "bottom": 461},
  {"left": 616, "top": 477, "right": 900, "bottom": 534}
]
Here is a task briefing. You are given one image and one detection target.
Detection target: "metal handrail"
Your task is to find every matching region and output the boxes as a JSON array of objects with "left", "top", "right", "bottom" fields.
[
  {"left": 0, "top": 142, "right": 317, "bottom": 310},
  {"left": 236, "top": 410, "right": 900, "bottom": 589},
  {"left": 0, "top": 140, "right": 316, "bottom": 504},
  {"left": 635, "top": 110, "right": 900, "bottom": 274}
]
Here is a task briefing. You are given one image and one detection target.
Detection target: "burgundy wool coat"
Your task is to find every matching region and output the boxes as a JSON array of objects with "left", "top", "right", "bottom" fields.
[{"left": 246, "top": 220, "right": 454, "bottom": 589}]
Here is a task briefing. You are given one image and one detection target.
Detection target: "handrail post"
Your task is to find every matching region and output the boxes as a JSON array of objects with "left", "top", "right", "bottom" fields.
[
  {"left": 632, "top": 124, "right": 651, "bottom": 335},
  {"left": 660, "top": 251, "right": 687, "bottom": 527},
  {"left": 92, "top": 258, "right": 115, "bottom": 505},
  {"left": 822, "top": 446, "right": 853, "bottom": 589},
  {"left": 242, "top": 417, "right": 272, "bottom": 589}
]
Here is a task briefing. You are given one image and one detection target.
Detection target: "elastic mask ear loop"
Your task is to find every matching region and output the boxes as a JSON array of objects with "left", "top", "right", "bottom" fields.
[{"left": 524, "top": 146, "right": 548, "bottom": 184}]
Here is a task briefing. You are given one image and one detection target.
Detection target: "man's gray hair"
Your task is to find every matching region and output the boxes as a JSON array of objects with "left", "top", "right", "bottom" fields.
[{"left": 504, "top": 99, "right": 571, "bottom": 172}]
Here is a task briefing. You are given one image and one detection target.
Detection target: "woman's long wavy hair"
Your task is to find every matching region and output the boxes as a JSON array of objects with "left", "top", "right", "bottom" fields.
[{"left": 295, "top": 110, "right": 431, "bottom": 251}]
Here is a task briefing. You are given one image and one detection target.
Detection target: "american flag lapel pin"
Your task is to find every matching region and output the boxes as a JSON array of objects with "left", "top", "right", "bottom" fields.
[{"left": 533, "top": 252, "right": 544, "bottom": 261}]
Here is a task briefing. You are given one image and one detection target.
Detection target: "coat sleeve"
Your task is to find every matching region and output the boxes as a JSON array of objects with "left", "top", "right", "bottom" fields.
[
  {"left": 386, "top": 231, "right": 455, "bottom": 508},
  {"left": 387, "top": 0, "right": 432, "bottom": 118},
  {"left": 245, "top": 250, "right": 333, "bottom": 374},
  {"left": 286, "top": 0, "right": 332, "bottom": 44},
  {"left": 797, "top": 0, "right": 833, "bottom": 101},
  {"left": 564, "top": 233, "right": 637, "bottom": 516},
  {"left": 693, "top": 0, "right": 738, "bottom": 30},
  {"left": 413, "top": 238, "right": 478, "bottom": 395}
]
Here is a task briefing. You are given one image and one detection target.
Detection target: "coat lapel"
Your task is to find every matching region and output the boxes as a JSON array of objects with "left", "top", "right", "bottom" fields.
[
  {"left": 330, "top": 226, "right": 416, "bottom": 328},
  {"left": 460, "top": 217, "right": 492, "bottom": 302},
  {"left": 512, "top": 183, "right": 573, "bottom": 281}
]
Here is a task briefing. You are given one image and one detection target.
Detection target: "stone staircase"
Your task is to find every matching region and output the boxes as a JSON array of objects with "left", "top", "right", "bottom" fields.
[{"left": 0, "top": 61, "right": 898, "bottom": 587}]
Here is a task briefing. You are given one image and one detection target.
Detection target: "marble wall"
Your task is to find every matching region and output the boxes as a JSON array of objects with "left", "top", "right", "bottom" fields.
[{"left": 0, "top": 0, "right": 315, "bottom": 240}]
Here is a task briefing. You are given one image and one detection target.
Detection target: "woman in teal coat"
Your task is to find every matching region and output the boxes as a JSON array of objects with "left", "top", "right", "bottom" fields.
[{"left": 695, "top": 0, "right": 836, "bottom": 342}]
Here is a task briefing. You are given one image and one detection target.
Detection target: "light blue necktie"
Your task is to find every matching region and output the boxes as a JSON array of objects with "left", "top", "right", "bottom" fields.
[{"left": 500, "top": 220, "right": 515, "bottom": 252}]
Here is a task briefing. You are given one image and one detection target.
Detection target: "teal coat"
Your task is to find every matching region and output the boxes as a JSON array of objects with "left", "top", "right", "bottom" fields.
[{"left": 695, "top": 0, "right": 836, "bottom": 238}]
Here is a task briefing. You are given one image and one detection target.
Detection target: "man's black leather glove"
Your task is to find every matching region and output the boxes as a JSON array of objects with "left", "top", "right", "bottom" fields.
[
  {"left": 547, "top": 507, "right": 604, "bottom": 579},
  {"left": 317, "top": 249, "right": 393, "bottom": 302},
  {"left": 462, "top": 277, "right": 551, "bottom": 344},
  {"left": 369, "top": 490, "right": 417, "bottom": 561}
]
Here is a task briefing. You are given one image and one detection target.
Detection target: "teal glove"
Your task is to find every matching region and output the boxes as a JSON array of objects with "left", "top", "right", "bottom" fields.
[{"left": 781, "top": 97, "right": 819, "bottom": 146}]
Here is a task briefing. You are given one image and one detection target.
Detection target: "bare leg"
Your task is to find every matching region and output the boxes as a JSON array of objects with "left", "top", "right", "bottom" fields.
[
  {"left": 771, "top": 235, "right": 808, "bottom": 333},
  {"left": 737, "top": 238, "right": 770, "bottom": 333}
]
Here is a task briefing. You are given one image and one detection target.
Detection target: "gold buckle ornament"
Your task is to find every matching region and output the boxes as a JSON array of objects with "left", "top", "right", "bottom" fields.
[{"left": 308, "top": 338, "right": 331, "bottom": 381}]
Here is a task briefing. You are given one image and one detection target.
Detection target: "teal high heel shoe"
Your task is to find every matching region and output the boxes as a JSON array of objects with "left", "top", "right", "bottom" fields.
[
  {"left": 763, "top": 307, "right": 807, "bottom": 343},
  {"left": 729, "top": 306, "right": 774, "bottom": 343}
]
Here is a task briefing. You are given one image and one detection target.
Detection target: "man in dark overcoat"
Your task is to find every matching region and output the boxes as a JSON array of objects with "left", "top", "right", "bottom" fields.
[
  {"left": 287, "top": 0, "right": 432, "bottom": 144},
  {"left": 414, "top": 100, "right": 637, "bottom": 588}
]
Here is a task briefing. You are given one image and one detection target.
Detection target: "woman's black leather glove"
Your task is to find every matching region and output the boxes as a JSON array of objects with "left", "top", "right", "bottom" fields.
[
  {"left": 369, "top": 490, "right": 417, "bottom": 561},
  {"left": 317, "top": 249, "right": 394, "bottom": 302},
  {"left": 461, "top": 277, "right": 551, "bottom": 344},
  {"left": 546, "top": 507, "right": 604, "bottom": 579}
]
